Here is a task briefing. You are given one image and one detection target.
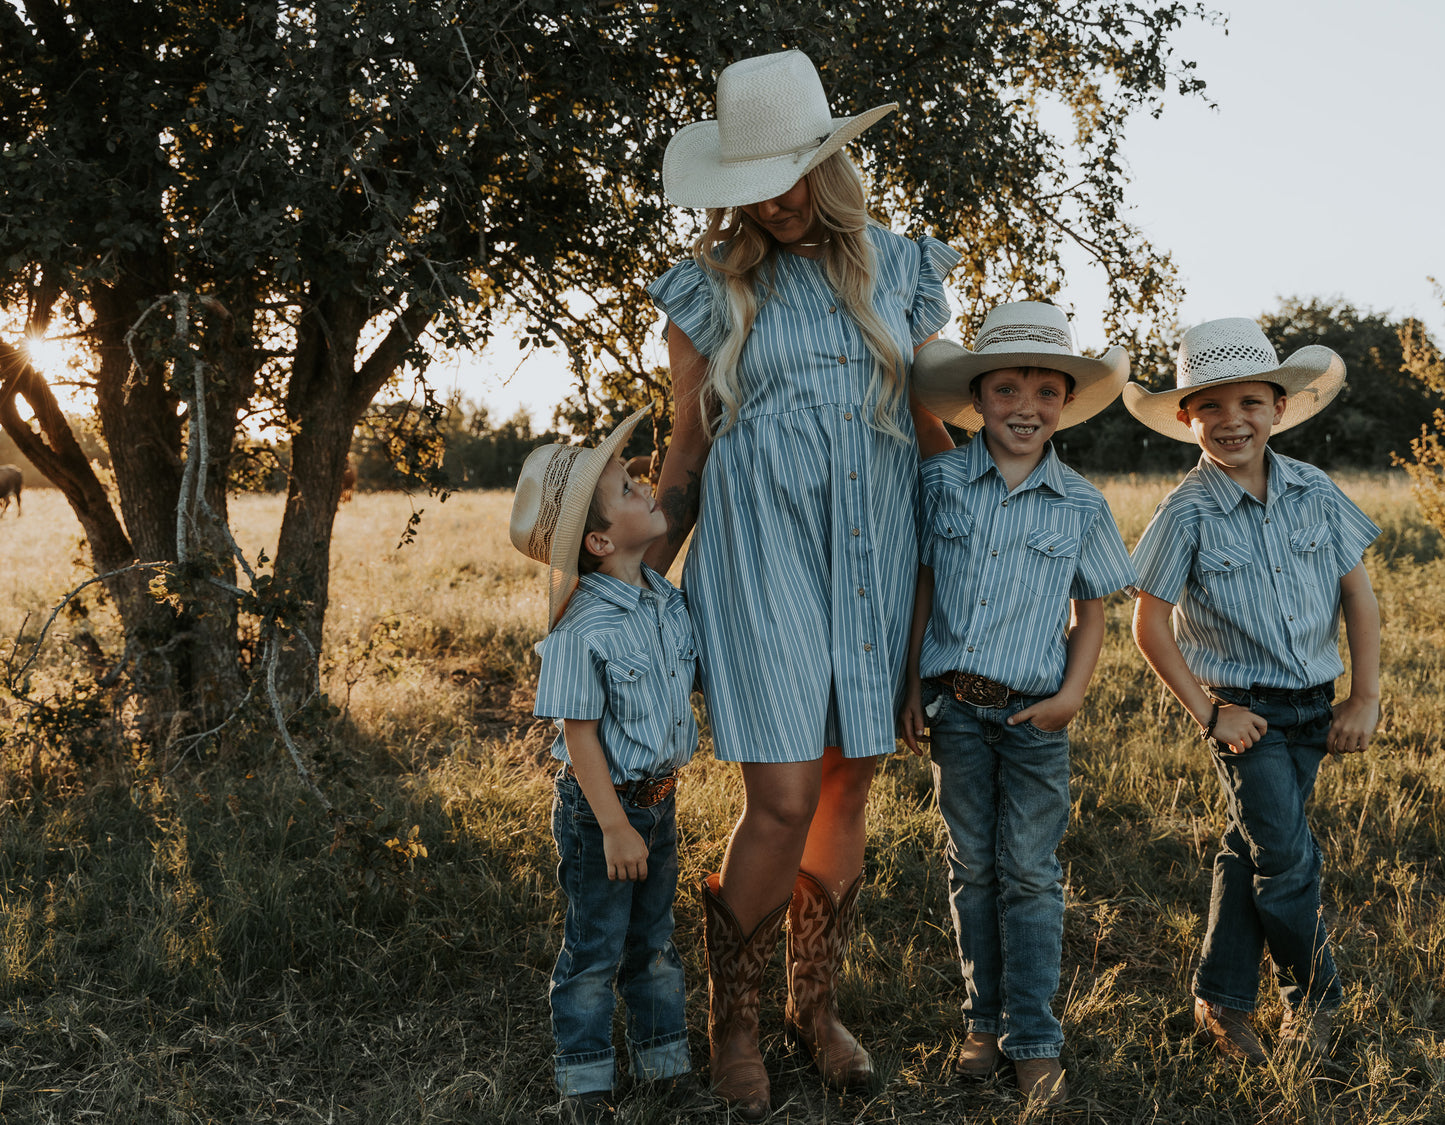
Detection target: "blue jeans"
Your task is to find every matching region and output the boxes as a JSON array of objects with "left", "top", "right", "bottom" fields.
[
  {"left": 1193, "top": 684, "right": 1343, "bottom": 1014},
  {"left": 924, "top": 681, "right": 1070, "bottom": 1061},
  {"left": 550, "top": 768, "right": 691, "bottom": 1095}
]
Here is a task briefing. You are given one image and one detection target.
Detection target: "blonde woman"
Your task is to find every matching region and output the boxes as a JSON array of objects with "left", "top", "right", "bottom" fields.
[{"left": 645, "top": 51, "right": 958, "bottom": 1119}]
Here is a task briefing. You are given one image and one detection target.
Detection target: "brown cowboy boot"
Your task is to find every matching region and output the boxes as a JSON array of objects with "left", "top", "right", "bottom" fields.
[
  {"left": 784, "top": 870, "right": 875, "bottom": 1090},
  {"left": 702, "top": 874, "right": 788, "bottom": 1123}
]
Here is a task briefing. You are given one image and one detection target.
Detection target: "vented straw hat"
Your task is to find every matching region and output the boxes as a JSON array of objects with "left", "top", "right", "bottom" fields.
[
  {"left": 662, "top": 50, "right": 896, "bottom": 209},
  {"left": 912, "top": 301, "right": 1130, "bottom": 432},
  {"left": 1123, "top": 318, "right": 1345, "bottom": 441},
  {"left": 510, "top": 407, "right": 650, "bottom": 630}
]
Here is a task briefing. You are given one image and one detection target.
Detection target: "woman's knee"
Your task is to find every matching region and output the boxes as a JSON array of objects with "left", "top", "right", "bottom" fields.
[{"left": 739, "top": 762, "right": 822, "bottom": 832}]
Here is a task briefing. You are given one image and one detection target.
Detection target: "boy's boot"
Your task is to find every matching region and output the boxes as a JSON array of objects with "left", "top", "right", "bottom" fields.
[
  {"left": 1193, "top": 997, "right": 1266, "bottom": 1064},
  {"left": 784, "top": 869, "right": 876, "bottom": 1090},
  {"left": 702, "top": 874, "right": 788, "bottom": 1123},
  {"left": 1015, "top": 1058, "right": 1068, "bottom": 1107}
]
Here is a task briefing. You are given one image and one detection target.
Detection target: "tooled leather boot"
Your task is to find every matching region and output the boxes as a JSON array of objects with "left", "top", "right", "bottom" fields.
[
  {"left": 784, "top": 869, "right": 875, "bottom": 1090},
  {"left": 702, "top": 874, "right": 788, "bottom": 1122}
]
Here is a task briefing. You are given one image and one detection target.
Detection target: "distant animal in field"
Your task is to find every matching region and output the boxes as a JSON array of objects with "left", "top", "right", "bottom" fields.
[
  {"left": 0, "top": 464, "right": 20, "bottom": 517},
  {"left": 339, "top": 456, "right": 357, "bottom": 503},
  {"left": 626, "top": 452, "right": 658, "bottom": 485}
]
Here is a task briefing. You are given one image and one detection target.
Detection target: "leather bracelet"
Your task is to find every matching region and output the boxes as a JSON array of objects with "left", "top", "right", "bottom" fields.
[{"left": 1201, "top": 702, "right": 1220, "bottom": 741}]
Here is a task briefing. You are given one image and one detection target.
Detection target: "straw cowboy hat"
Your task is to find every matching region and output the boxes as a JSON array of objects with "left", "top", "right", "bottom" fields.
[
  {"left": 662, "top": 50, "right": 897, "bottom": 209},
  {"left": 1123, "top": 318, "right": 1345, "bottom": 441},
  {"left": 912, "top": 301, "right": 1131, "bottom": 432},
  {"left": 510, "top": 406, "right": 650, "bottom": 630}
]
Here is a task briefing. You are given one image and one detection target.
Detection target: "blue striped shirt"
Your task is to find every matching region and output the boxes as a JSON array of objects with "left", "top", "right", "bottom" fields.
[
  {"left": 648, "top": 227, "right": 959, "bottom": 762},
  {"left": 918, "top": 437, "right": 1136, "bottom": 695},
  {"left": 533, "top": 566, "right": 699, "bottom": 782},
  {"left": 1130, "top": 450, "right": 1380, "bottom": 690}
]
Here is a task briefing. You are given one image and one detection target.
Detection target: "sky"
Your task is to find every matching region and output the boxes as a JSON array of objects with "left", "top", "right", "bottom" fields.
[{"left": 434, "top": 0, "right": 1445, "bottom": 425}]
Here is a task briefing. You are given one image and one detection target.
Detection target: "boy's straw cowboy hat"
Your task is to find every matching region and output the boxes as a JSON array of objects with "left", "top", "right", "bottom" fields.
[
  {"left": 510, "top": 406, "right": 650, "bottom": 630},
  {"left": 662, "top": 50, "right": 896, "bottom": 209},
  {"left": 912, "top": 301, "right": 1131, "bottom": 432},
  {"left": 1123, "top": 318, "right": 1345, "bottom": 441}
]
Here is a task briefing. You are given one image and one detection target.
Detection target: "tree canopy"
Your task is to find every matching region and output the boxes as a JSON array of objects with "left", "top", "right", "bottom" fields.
[{"left": 1, "top": 0, "right": 1216, "bottom": 746}]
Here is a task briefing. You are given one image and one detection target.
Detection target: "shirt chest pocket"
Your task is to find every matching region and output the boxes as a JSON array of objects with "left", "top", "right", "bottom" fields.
[
  {"left": 930, "top": 509, "right": 973, "bottom": 570},
  {"left": 1288, "top": 524, "right": 1332, "bottom": 589},
  {"left": 605, "top": 651, "right": 652, "bottom": 721},
  {"left": 1195, "top": 544, "right": 1254, "bottom": 608},
  {"left": 1019, "top": 527, "right": 1080, "bottom": 598}
]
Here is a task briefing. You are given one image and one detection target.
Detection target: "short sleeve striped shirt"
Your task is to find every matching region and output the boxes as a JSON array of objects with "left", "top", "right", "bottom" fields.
[
  {"left": 1130, "top": 450, "right": 1380, "bottom": 690},
  {"left": 918, "top": 437, "right": 1137, "bottom": 696},
  {"left": 533, "top": 566, "right": 699, "bottom": 782}
]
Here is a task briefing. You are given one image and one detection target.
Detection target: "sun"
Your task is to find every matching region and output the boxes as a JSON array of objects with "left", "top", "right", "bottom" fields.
[{"left": 22, "top": 335, "right": 72, "bottom": 376}]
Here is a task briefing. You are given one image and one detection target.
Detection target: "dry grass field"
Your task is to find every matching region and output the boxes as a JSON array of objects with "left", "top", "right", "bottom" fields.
[{"left": 0, "top": 475, "right": 1442, "bottom": 1123}]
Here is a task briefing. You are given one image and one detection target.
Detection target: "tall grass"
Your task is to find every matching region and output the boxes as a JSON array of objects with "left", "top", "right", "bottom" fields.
[{"left": 0, "top": 476, "right": 1441, "bottom": 1122}]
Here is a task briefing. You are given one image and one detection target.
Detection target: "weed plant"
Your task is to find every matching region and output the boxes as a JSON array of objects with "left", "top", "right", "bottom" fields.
[{"left": 0, "top": 479, "right": 1441, "bottom": 1122}]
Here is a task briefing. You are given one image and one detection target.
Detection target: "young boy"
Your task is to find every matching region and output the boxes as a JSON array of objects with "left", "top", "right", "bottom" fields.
[
  {"left": 901, "top": 302, "right": 1137, "bottom": 1107},
  {"left": 1124, "top": 317, "right": 1381, "bottom": 1062},
  {"left": 509, "top": 406, "right": 701, "bottom": 1125}
]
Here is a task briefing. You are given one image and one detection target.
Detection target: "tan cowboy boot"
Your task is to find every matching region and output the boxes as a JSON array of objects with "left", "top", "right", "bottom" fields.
[
  {"left": 702, "top": 874, "right": 788, "bottom": 1123},
  {"left": 784, "top": 870, "right": 875, "bottom": 1090}
]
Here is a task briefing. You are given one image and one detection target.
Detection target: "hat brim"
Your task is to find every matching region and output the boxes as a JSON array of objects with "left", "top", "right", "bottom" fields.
[
  {"left": 545, "top": 407, "right": 650, "bottom": 629},
  {"left": 1122, "top": 346, "right": 1345, "bottom": 442},
  {"left": 662, "top": 104, "right": 897, "bottom": 209},
  {"left": 912, "top": 339, "right": 1131, "bottom": 433}
]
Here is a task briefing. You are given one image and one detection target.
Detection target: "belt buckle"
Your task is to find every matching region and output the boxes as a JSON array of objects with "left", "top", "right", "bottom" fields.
[
  {"left": 952, "top": 671, "right": 1010, "bottom": 709},
  {"left": 628, "top": 773, "right": 676, "bottom": 808}
]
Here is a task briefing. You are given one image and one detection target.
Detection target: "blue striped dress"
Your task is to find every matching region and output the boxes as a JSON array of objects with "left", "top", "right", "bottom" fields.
[{"left": 648, "top": 226, "right": 960, "bottom": 762}]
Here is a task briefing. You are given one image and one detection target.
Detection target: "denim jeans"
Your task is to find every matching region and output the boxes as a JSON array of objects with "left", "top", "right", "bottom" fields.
[
  {"left": 924, "top": 680, "right": 1070, "bottom": 1061},
  {"left": 550, "top": 767, "right": 691, "bottom": 1095},
  {"left": 1193, "top": 684, "right": 1343, "bottom": 1014}
]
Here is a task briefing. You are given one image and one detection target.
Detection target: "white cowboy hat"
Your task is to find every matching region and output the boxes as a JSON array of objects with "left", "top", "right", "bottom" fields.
[
  {"left": 912, "top": 301, "right": 1131, "bottom": 432},
  {"left": 1122, "top": 318, "right": 1345, "bottom": 441},
  {"left": 662, "top": 50, "right": 897, "bottom": 209},
  {"left": 510, "top": 406, "right": 650, "bottom": 630}
]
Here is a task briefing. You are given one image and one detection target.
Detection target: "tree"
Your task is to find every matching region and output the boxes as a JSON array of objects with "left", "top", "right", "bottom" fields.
[
  {"left": 1, "top": 1, "right": 1213, "bottom": 744},
  {"left": 1396, "top": 279, "right": 1445, "bottom": 536}
]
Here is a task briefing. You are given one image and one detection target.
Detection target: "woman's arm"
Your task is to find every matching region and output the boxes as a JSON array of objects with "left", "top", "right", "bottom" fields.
[
  {"left": 643, "top": 324, "right": 712, "bottom": 577},
  {"left": 909, "top": 332, "right": 954, "bottom": 460}
]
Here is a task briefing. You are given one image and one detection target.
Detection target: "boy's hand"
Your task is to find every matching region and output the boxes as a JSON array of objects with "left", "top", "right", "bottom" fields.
[
  {"left": 603, "top": 822, "right": 650, "bottom": 881},
  {"left": 1210, "top": 704, "right": 1268, "bottom": 754},
  {"left": 1327, "top": 694, "right": 1379, "bottom": 754},
  {"left": 898, "top": 678, "right": 927, "bottom": 756},
  {"left": 1008, "top": 692, "right": 1080, "bottom": 733}
]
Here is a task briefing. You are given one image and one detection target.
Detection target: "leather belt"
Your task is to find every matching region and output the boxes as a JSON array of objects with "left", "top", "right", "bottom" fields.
[
  {"left": 929, "top": 670, "right": 1018, "bottom": 709},
  {"left": 566, "top": 766, "right": 678, "bottom": 808}
]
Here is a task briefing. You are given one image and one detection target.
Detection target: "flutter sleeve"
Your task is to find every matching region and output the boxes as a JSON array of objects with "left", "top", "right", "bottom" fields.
[
  {"left": 909, "top": 236, "right": 962, "bottom": 346},
  {"left": 648, "top": 259, "right": 725, "bottom": 357}
]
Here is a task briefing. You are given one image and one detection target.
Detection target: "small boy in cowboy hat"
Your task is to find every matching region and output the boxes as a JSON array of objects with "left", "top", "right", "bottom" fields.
[
  {"left": 1125, "top": 317, "right": 1381, "bottom": 1063},
  {"left": 510, "top": 407, "right": 703, "bottom": 1125},
  {"left": 900, "top": 301, "right": 1136, "bottom": 1106}
]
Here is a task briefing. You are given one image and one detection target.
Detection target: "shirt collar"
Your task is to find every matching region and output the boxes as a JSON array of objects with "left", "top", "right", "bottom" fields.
[
  {"left": 575, "top": 565, "right": 671, "bottom": 611},
  {"left": 1194, "top": 447, "right": 1303, "bottom": 512},
  {"left": 961, "top": 434, "right": 1067, "bottom": 496}
]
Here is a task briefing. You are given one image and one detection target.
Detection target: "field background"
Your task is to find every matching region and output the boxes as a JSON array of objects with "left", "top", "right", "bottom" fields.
[{"left": 0, "top": 475, "right": 1441, "bottom": 1123}]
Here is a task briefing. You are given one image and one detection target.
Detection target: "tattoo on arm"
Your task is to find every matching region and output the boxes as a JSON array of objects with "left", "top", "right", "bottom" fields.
[{"left": 660, "top": 470, "right": 702, "bottom": 549}]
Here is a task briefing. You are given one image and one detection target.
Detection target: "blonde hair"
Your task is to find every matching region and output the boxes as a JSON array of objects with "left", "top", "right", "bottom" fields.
[{"left": 689, "top": 152, "right": 909, "bottom": 440}]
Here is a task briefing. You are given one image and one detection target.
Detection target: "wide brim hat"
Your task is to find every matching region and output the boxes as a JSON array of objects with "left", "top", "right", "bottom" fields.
[
  {"left": 662, "top": 49, "right": 897, "bottom": 209},
  {"left": 912, "top": 301, "right": 1130, "bottom": 433},
  {"left": 510, "top": 406, "right": 650, "bottom": 630},
  {"left": 1123, "top": 317, "right": 1345, "bottom": 441}
]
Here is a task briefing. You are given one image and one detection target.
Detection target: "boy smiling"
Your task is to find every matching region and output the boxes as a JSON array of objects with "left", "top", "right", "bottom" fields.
[
  {"left": 1125, "top": 318, "right": 1381, "bottom": 1062},
  {"left": 901, "top": 302, "right": 1136, "bottom": 1106}
]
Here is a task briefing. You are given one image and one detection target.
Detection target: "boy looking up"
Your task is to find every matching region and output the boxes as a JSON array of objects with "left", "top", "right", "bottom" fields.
[
  {"left": 510, "top": 407, "right": 701, "bottom": 1125},
  {"left": 1124, "top": 318, "right": 1381, "bottom": 1062},
  {"left": 901, "top": 302, "right": 1136, "bottom": 1107}
]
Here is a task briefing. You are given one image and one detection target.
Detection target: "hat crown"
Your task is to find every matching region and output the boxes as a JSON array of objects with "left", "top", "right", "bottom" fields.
[
  {"left": 1176, "top": 318, "right": 1282, "bottom": 389},
  {"left": 510, "top": 444, "right": 585, "bottom": 565},
  {"left": 970, "top": 300, "right": 1077, "bottom": 357},
  {"left": 715, "top": 50, "right": 835, "bottom": 163}
]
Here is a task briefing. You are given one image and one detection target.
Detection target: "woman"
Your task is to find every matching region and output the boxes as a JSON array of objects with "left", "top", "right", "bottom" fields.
[{"left": 645, "top": 50, "right": 958, "bottom": 1119}]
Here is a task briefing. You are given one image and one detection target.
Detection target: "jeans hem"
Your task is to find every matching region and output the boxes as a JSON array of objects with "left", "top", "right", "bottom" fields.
[
  {"left": 1192, "top": 984, "right": 1258, "bottom": 1013},
  {"left": 964, "top": 1016, "right": 1001, "bottom": 1036},
  {"left": 555, "top": 1051, "right": 615, "bottom": 1096},
  {"left": 1003, "top": 1045, "right": 1063, "bottom": 1062},
  {"left": 629, "top": 1032, "right": 692, "bottom": 1081}
]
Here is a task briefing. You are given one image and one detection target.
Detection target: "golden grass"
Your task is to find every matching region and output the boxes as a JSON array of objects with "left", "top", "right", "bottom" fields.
[{"left": 0, "top": 474, "right": 1441, "bottom": 1122}]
